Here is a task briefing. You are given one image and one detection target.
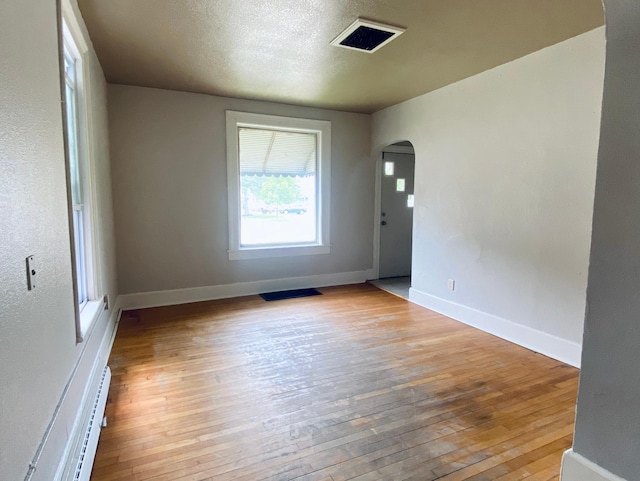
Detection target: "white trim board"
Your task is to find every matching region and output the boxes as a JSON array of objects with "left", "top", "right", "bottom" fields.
[
  {"left": 561, "top": 450, "right": 628, "bottom": 481},
  {"left": 372, "top": 156, "right": 382, "bottom": 280},
  {"left": 409, "top": 287, "right": 582, "bottom": 367},
  {"left": 119, "top": 269, "right": 375, "bottom": 310}
]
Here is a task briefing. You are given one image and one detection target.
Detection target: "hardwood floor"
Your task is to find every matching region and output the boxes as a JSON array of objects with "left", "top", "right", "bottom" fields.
[{"left": 91, "top": 283, "right": 578, "bottom": 481}]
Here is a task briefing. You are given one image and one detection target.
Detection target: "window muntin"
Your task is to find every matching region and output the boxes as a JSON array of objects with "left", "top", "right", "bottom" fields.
[{"left": 226, "top": 111, "right": 331, "bottom": 260}]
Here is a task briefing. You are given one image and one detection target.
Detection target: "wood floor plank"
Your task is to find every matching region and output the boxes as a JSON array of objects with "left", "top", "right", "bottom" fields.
[{"left": 91, "top": 283, "right": 577, "bottom": 481}]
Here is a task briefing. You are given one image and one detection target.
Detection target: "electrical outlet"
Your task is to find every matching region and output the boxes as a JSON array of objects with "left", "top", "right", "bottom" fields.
[{"left": 448, "top": 279, "right": 455, "bottom": 291}]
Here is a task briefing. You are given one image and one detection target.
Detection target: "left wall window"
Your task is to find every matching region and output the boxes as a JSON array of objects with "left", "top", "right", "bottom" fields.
[
  {"left": 63, "top": 43, "right": 88, "bottom": 306},
  {"left": 62, "top": 11, "right": 101, "bottom": 342}
]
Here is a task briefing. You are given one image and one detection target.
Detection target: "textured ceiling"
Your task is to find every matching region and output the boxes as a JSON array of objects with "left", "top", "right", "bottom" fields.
[{"left": 77, "top": 0, "right": 604, "bottom": 114}]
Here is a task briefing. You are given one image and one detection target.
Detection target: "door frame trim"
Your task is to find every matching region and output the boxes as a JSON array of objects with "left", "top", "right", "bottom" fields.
[{"left": 372, "top": 154, "right": 382, "bottom": 279}]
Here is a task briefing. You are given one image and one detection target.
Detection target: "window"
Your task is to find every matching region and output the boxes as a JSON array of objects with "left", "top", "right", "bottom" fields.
[
  {"left": 226, "top": 111, "right": 331, "bottom": 260},
  {"left": 384, "top": 161, "right": 395, "bottom": 176},
  {"left": 64, "top": 44, "right": 88, "bottom": 306},
  {"left": 62, "top": 9, "right": 101, "bottom": 342}
]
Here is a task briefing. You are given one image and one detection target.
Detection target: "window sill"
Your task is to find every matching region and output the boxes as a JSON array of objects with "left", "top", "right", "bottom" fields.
[
  {"left": 229, "top": 244, "right": 330, "bottom": 261},
  {"left": 78, "top": 299, "right": 103, "bottom": 342}
]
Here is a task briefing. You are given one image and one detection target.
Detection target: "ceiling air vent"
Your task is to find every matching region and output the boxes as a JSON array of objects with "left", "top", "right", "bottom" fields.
[{"left": 331, "top": 18, "right": 405, "bottom": 54}]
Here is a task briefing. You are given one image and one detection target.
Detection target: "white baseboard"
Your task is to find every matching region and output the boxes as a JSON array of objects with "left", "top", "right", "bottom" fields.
[
  {"left": 119, "top": 269, "right": 375, "bottom": 310},
  {"left": 561, "top": 450, "right": 628, "bottom": 481},
  {"left": 408, "top": 287, "right": 582, "bottom": 367},
  {"left": 26, "top": 297, "right": 121, "bottom": 481}
]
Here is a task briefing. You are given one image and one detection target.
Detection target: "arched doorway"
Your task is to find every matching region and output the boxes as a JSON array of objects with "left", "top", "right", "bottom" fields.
[{"left": 372, "top": 141, "right": 415, "bottom": 298}]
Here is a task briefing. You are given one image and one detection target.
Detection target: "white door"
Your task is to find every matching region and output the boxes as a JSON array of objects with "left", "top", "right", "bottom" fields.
[{"left": 379, "top": 152, "right": 415, "bottom": 278}]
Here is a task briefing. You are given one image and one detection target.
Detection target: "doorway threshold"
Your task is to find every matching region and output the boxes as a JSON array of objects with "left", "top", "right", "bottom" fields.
[{"left": 370, "top": 276, "right": 411, "bottom": 300}]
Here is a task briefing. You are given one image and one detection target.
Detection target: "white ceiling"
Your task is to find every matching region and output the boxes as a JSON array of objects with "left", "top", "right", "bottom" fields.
[{"left": 77, "top": 0, "right": 604, "bottom": 114}]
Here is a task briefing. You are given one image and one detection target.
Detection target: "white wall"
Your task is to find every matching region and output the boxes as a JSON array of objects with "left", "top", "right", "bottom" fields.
[
  {"left": 566, "top": 2, "right": 640, "bottom": 480},
  {"left": 0, "top": 1, "right": 118, "bottom": 479},
  {"left": 108, "top": 85, "right": 373, "bottom": 299},
  {"left": 372, "top": 28, "right": 605, "bottom": 365}
]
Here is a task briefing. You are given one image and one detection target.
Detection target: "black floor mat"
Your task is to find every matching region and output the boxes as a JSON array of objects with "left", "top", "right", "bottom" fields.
[{"left": 260, "top": 288, "right": 323, "bottom": 302}]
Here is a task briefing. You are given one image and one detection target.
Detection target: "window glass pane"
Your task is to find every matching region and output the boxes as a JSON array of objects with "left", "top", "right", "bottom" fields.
[
  {"left": 63, "top": 50, "right": 76, "bottom": 82},
  {"left": 238, "top": 128, "right": 317, "bottom": 246},
  {"left": 396, "top": 178, "right": 406, "bottom": 192},
  {"left": 407, "top": 194, "right": 414, "bottom": 208},
  {"left": 64, "top": 49, "right": 81, "bottom": 206},
  {"left": 73, "top": 209, "right": 87, "bottom": 304},
  {"left": 384, "top": 161, "right": 394, "bottom": 176},
  {"left": 65, "top": 81, "right": 82, "bottom": 205}
]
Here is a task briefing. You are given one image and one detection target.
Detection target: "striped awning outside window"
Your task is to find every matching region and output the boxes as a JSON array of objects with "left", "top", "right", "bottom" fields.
[{"left": 239, "top": 127, "right": 317, "bottom": 177}]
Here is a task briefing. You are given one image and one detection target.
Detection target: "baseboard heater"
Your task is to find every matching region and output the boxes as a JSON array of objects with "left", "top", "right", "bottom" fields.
[{"left": 71, "top": 366, "right": 111, "bottom": 481}]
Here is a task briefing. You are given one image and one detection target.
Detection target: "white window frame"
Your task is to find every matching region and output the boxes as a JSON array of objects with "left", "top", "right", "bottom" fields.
[
  {"left": 226, "top": 111, "right": 331, "bottom": 260},
  {"left": 62, "top": 2, "right": 103, "bottom": 342}
]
